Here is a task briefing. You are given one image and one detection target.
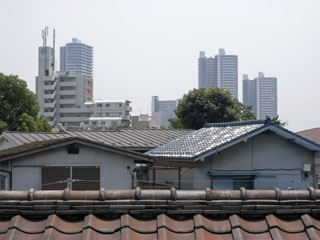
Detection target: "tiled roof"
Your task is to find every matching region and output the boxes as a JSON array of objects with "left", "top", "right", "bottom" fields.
[
  {"left": 297, "top": 128, "right": 320, "bottom": 145},
  {"left": 146, "top": 121, "right": 320, "bottom": 159},
  {"left": 146, "top": 121, "right": 266, "bottom": 159},
  {"left": 0, "top": 188, "right": 319, "bottom": 239},
  {"left": 1, "top": 129, "right": 192, "bottom": 151},
  {"left": 0, "top": 213, "right": 318, "bottom": 239}
]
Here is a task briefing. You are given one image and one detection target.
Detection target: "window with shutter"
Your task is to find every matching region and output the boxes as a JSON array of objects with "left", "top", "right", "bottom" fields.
[
  {"left": 42, "top": 166, "right": 70, "bottom": 190},
  {"left": 41, "top": 166, "right": 100, "bottom": 190},
  {"left": 72, "top": 166, "right": 100, "bottom": 190}
]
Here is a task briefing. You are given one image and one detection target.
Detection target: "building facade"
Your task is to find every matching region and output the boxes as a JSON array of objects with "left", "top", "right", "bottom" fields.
[
  {"left": 87, "top": 100, "right": 132, "bottom": 130},
  {"left": 60, "top": 38, "right": 93, "bottom": 78},
  {"left": 151, "top": 96, "right": 179, "bottom": 128},
  {"left": 36, "top": 28, "right": 131, "bottom": 130},
  {"left": 243, "top": 72, "right": 277, "bottom": 119},
  {"left": 198, "top": 49, "right": 238, "bottom": 99}
]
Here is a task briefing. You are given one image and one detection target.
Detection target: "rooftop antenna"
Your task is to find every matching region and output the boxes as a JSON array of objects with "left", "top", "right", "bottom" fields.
[{"left": 42, "top": 26, "right": 48, "bottom": 47}]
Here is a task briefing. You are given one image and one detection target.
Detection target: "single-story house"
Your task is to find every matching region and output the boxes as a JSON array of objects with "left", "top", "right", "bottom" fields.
[
  {"left": 0, "top": 137, "right": 153, "bottom": 190},
  {"left": 146, "top": 120, "right": 320, "bottom": 190}
]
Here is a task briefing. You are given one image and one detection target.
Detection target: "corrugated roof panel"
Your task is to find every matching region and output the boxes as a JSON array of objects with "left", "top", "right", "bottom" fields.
[{"left": 0, "top": 129, "right": 193, "bottom": 150}]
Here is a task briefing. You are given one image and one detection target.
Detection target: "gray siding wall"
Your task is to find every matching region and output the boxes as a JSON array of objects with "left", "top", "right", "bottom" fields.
[
  {"left": 0, "top": 140, "right": 14, "bottom": 151},
  {"left": 11, "top": 145, "right": 135, "bottom": 190},
  {"left": 192, "top": 132, "right": 315, "bottom": 190}
]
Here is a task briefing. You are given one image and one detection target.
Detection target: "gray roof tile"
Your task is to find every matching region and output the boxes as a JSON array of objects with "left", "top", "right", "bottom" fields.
[{"left": 146, "top": 123, "right": 265, "bottom": 159}]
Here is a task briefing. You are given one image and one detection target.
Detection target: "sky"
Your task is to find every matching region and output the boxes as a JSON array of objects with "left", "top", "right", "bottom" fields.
[{"left": 0, "top": 0, "right": 319, "bottom": 132}]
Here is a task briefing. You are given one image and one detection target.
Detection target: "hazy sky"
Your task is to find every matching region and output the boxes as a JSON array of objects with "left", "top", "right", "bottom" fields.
[{"left": 1, "top": 0, "right": 319, "bottom": 131}]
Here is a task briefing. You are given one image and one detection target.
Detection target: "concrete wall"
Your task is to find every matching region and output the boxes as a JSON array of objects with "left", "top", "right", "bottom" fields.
[
  {"left": 192, "top": 131, "right": 315, "bottom": 190},
  {"left": 11, "top": 144, "right": 135, "bottom": 190}
]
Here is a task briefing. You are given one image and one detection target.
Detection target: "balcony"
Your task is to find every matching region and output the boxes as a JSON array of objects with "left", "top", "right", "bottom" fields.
[
  {"left": 43, "top": 91, "right": 56, "bottom": 99},
  {"left": 60, "top": 81, "right": 77, "bottom": 87},
  {"left": 59, "top": 99, "right": 76, "bottom": 104},
  {"left": 60, "top": 90, "right": 76, "bottom": 96},
  {"left": 43, "top": 101, "right": 56, "bottom": 109},
  {"left": 44, "top": 109, "right": 56, "bottom": 118}
]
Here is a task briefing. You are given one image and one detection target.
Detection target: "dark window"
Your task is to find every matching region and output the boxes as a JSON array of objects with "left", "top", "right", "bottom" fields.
[
  {"left": 67, "top": 144, "right": 79, "bottom": 154},
  {"left": 45, "top": 70, "right": 49, "bottom": 76},
  {"left": 233, "top": 176, "right": 254, "bottom": 190},
  {"left": 72, "top": 166, "right": 100, "bottom": 190},
  {"left": 42, "top": 166, "right": 70, "bottom": 190},
  {"left": 41, "top": 166, "right": 100, "bottom": 190}
]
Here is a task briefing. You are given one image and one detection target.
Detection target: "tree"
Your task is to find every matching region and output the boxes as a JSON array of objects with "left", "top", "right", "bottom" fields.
[
  {"left": 0, "top": 73, "right": 52, "bottom": 133},
  {"left": 266, "top": 115, "right": 287, "bottom": 127},
  {"left": 170, "top": 87, "right": 256, "bottom": 129}
]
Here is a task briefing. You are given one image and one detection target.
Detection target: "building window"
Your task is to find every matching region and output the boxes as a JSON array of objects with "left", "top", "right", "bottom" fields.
[
  {"left": 97, "top": 103, "right": 102, "bottom": 107},
  {"left": 210, "top": 171, "right": 256, "bottom": 190},
  {"left": 67, "top": 144, "right": 79, "bottom": 154},
  {"left": 105, "top": 104, "right": 110, "bottom": 107},
  {"left": 119, "top": 103, "right": 122, "bottom": 107},
  {"left": 41, "top": 166, "right": 100, "bottom": 190}
]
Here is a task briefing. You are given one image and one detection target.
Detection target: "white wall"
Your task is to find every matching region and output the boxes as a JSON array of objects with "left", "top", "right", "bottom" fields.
[
  {"left": 11, "top": 144, "right": 135, "bottom": 190},
  {"left": 192, "top": 131, "right": 315, "bottom": 190}
]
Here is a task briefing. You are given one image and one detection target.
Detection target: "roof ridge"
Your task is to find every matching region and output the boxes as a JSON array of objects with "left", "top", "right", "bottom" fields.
[
  {"left": 0, "top": 188, "right": 318, "bottom": 201},
  {"left": 204, "top": 120, "right": 268, "bottom": 127}
]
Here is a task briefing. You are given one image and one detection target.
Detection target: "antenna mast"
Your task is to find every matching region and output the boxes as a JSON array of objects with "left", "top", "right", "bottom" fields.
[{"left": 42, "top": 26, "right": 48, "bottom": 47}]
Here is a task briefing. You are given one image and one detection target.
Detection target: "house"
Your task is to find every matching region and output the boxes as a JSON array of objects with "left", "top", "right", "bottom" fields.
[
  {"left": 0, "top": 137, "right": 153, "bottom": 190},
  {"left": 146, "top": 120, "right": 320, "bottom": 190},
  {"left": 0, "top": 188, "right": 319, "bottom": 239},
  {"left": 131, "top": 114, "right": 161, "bottom": 129},
  {"left": 298, "top": 128, "right": 320, "bottom": 187},
  {"left": 0, "top": 129, "right": 192, "bottom": 153}
]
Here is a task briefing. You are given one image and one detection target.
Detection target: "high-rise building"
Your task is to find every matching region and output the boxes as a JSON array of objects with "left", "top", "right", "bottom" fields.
[
  {"left": 36, "top": 28, "right": 131, "bottom": 130},
  {"left": 198, "top": 49, "right": 238, "bottom": 99},
  {"left": 60, "top": 38, "right": 93, "bottom": 77},
  {"left": 243, "top": 72, "right": 278, "bottom": 120},
  {"left": 151, "top": 96, "right": 179, "bottom": 128},
  {"left": 36, "top": 27, "right": 57, "bottom": 126}
]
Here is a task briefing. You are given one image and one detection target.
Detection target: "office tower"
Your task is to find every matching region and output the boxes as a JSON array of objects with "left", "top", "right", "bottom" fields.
[
  {"left": 151, "top": 96, "right": 179, "bottom": 128},
  {"left": 198, "top": 49, "right": 238, "bottom": 99},
  {"left": 243, "top": 74, "right": 257, "bottom": 115},
  {"left": 60, "top": 38, "right": 93, "bottom": 77},
  {"left": 243, "top": 72, "right": 278, "bottom": 120}
]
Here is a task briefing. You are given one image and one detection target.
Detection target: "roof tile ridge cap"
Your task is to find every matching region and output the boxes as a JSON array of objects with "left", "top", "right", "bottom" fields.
[{"left": 204, "top": 120, "right": 267, "bottom": 128}]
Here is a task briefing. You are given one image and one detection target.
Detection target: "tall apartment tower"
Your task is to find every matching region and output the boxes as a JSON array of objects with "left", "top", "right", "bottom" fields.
[
  {"left": 60, "top": 38, "right": 93, "bottom": 77},
  {"left": 243, "top": 72, "right": 278, "bottom": 120},
  {"left": 198, "top": 49, "right": 238, "bottom": 99}
]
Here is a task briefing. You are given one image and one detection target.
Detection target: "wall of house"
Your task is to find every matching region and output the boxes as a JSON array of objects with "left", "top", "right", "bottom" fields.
[
  {"left": 192, "top": 131, "right": 315, "bottom": 190},
  {"left": 11, "top": 145, "right": 135, "bottom": 190}
]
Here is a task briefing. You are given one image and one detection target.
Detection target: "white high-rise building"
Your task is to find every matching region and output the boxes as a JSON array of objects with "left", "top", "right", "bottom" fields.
[
  {"left": 60, "top": 38, "right": 93, "bottom": 77},
  {"left": 243, "top": 72, "right": 278, "bottom": 120},
  {"left": 198, "top": 49, "right": 238, "bottom": 99}
]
